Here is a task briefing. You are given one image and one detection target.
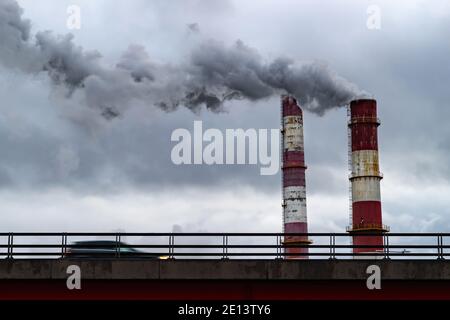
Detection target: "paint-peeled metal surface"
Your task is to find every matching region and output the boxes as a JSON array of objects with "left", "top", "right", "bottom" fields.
[
  {"left": 283, "top": 116, "right": 304, "bottom": 151},
  {"left": 350, "top": 99, "right": 377, "bottom": 118},
  {"left": 281, "top": 95, "right": 309, "bottom": 258},
  {"left": 350, "top": 99, "right": 379, "bottom": 152},
  {"left": 283, "top": 186, "right": 306, "bottom": 200},
  {"left": 284, "top": 203, "right": 307, "bottom": 224},
  {"left": 351, "top": 150, "right": 381, "bottom": 178},
  {"left": 282, "top": 99, "right": 303, "bottom": 116},
  {"left": 282, "top": 167, "right": 306, "bottom": 187},
  {"left": 353, "top": 235, "right": 384, "bottom": 254},
  {"left": 283, "top": 151, "right": 305, "bottom": 166},
  {"left": 349, "top": 99, "right": 385, "bottom": 254},
  {"left": 284, "top": 222, "right": 309, "bottom": 257},
  {"left": 352, "top": 201, "right": 382, "bottom": 225},
  {"left": 351, "top": 125, "right": 378, "bottom": 151},
  {"left": 283, "top": 186, "right": 307, "bottom": 224},
  {"left": 352, "top": 200, "right": 384, "bottom": 254},
  {"left": 284, "top": 222, "right": 308, "bottom": 233},
  {"left": 352, "top": 177, "right": 381, "bottom": 202}
]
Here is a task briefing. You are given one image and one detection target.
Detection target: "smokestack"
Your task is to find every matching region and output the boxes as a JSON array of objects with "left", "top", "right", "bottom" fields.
[
  {"left": 347, "top": 99, "right": 389, "bottom": 256},
  {"left": 281, "top": 95, "right": 311, "bottom": 258}
]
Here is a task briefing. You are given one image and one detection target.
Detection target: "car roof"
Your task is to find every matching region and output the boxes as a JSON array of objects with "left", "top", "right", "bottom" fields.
[{"left": 72, "top": 240, "right": 126, "bottom": 245}]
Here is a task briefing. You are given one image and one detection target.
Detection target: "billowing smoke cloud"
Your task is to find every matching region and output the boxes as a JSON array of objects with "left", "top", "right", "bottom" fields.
[{"left": 0, "top": 0, "right": 367, "bottom": 118}]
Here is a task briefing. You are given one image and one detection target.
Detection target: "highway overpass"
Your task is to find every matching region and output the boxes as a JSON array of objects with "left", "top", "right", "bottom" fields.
[
  {"left": 1, "top": 259, "right": 450, "bottom": 300},
  {"left": 1, "top": 232, "right": 450, "bottom": 300}
]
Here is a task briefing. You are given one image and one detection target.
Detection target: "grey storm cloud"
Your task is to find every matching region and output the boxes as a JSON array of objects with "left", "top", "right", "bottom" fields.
[
  {"left": 1, "top": 0, "right": 450, "bottom": 235},
  {"left": 0, "top": 0, "right": 366, "bottom": 119}
]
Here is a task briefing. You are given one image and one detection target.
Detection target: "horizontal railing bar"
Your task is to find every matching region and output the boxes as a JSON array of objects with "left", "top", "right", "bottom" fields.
[
  {"left": 0, "top": 252, "right": 448, "bottom": 257},
  {"left": 1, "top": 232, "right": 450, "bottom": 236},
  {"left": 0, "top": 244, "right": 448, "bottom": 249}
]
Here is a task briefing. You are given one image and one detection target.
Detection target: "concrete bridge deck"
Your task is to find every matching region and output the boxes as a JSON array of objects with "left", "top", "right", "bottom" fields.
[
  {"left": 1, "top": 259, "right": 450, "bottom": 280},
  {"left": 1, "top": 259, "right": 450, "bottom": 300}
]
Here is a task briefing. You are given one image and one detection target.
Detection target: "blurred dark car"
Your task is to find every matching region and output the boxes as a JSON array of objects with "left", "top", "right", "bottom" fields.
[{"left": 64, "top": 240, "right": 168, "bottom": 259}]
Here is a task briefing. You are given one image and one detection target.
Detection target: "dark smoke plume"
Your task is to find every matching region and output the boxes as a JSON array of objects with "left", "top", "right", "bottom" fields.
[{"left": 0, "top": 0, "right": 367, "bottom": 118}]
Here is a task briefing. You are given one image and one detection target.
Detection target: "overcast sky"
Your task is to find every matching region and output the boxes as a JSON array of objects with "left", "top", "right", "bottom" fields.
[{"left": 1, "top": 0, "right": 450, "bottom": 237}]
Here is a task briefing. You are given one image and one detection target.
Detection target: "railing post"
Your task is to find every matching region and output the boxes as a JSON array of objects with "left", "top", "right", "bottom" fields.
[
  {"left": 222, "top": 235, "right": 225, "bottom": 259},
  {"left": 437, "top": 235, "right": 440, "bottom": 260},
  {"left": 115, "top": 233, "right": 121, "bottom": 258},
  {"left": 333, "top": 234, "right": 336, "bottom": 259},
  {"left": 222, "top": 235, "right": 229, "bottom": 260},
  {"left": 329, "top": 234, "right": 336, "bottom": 259},
  {"left": 437, "top": 235, "right": 444, "bottom": 260},
  {"left": 384, "top": 234, "right": 390, "bottom": 260},
  {"left": 7, "top": 233, "right": 13, "bottom": 259},
  {"left": 61, "top": 233, "right": 67, "bottom": 258},
  {"left": 280, "top": 235, "right": 283, "bottom": 259},
  {"left": 275, "top": 235, "right": 283, "bottom": 260},
  {"left": 6, "top": 233, "right": 10, "bottom": 259},
  {"left": 168, "top": 235, "right": 175, "bottom": 259}
]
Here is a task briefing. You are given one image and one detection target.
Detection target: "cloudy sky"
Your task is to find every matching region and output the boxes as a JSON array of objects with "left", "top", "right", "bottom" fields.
[{"left": 1, "top": 0, "right": 450, "bottom": 237}]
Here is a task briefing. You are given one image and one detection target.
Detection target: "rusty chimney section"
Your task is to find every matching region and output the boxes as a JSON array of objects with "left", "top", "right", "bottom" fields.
[
  {"left": 281, "top": 95, "right": 311, "bottom": 258},
  {"left": 347, "top": 99, "right": 389, "bottom": 256}
]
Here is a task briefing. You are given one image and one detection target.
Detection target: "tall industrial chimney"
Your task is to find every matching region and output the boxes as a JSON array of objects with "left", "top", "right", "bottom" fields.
[
  {"left": 281, "top": 95, "right": 311, "bottom": 258},
  {"left": 347, "top": 99, "right": 389, "bottom": 255}
]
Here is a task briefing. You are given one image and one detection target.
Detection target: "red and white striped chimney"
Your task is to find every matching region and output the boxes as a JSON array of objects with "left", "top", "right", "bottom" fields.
[
  {"left": 281, "top": 95, "right": 311, "bottom": 258},
  {"left": 347, "top": 99, "right": 388, "bottom": 255}
]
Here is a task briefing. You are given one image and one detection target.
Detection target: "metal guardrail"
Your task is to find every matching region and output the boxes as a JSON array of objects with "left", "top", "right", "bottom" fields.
[{"left": 0, "top": 232, "right": 448, "bottom": 259}]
